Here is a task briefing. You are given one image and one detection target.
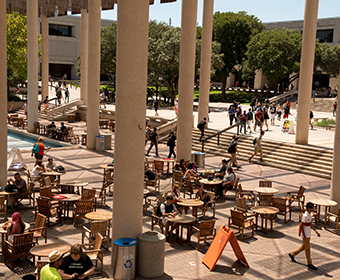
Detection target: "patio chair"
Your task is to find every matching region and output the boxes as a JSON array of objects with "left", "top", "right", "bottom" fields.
[
  {"left": 172, "top": 170, "right": 184, "bottom": 192},
  {"left": 234, "top": 197, "right": 256, "bottom": 218},
  {"left": 0, "top": 196, "right": 7, "bottom": 221},
  {"left": 60, "top": 184, "right": 75, "bottom": 194},
  {"left": 94, "top": 185, "right": 106, "bottom": 208},
  {"left": 201, "top": 191, "right": 216, "bottom": 219},
  {"left": 259, "top": 180, "right": 272, "bottom": 188},
  {"left": 224, "top": 176, "right": 240, "bottom": 198},
  {"left": 39, "top": 186, "right": 59, "bottom": 205},
  {"left": 15, "top": 182, "right": 35, "bottom": 209},
  {"left": 272, "top": 197, "right": 292, "bottom": 223},
  {"left": 144, "top": 173, "right": 161, "bottom": 194},
  {"left": 153, "top": 160, "right": 169, "bottom": 178},
  {"left": 82, "top": 233, "right": 104, "bottom": 273},
  {"left": 151, "top": 205, "right": 164, "bottom": 234},
  {"left": 228, "top": 209, "right": 255, "bottom": 240},
  {"left": 29, "top": 213, "right": 47, "bottom": 244},
  {"left": 36, "top": 260, "right": 49, "bottom": 280},
  {"left": 82, "top": 188, "right": 97, "bottom": 211},
  {"left": 324, "top": 207, "right": 340, "bottom": 233},
  {"left": 35, "top": 197, "right": 62, "bottom": 227},
  {"left": 190, "top": 220, "right": 216, "bottom": 250},
  {"left": 4, "top": 232, "right": 35, "bottom": 270},
  {"left": 144, "top": 158, "right": 152, "bottom": 172},
  {"left": 285, "top": 186, "right": 306, "bottom": 210},
  {"left": 34, "top": 121, "right": 40, "bottom": 134},
  {"left": 82, "top": 220, "right": 109, "bottom": 249},
  {"left": 258, "top": 194, "right": 273, "bottom": 206},
  {"left": 184, "top": 180, "right": 196, "bottom": 199},
  {"left": 237, "top": 183, "right": 255, "bottom": 206},
  {"left": 67, "top": 129, "right": 80, "bottom": 144},
  {"left": 73, "top": 199, "right": 94, "bottom": 226}
]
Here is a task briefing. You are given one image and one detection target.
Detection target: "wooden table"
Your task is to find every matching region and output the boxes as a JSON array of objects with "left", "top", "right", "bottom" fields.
[
  {"left": 53, "top": 194, "right": 81, "bottom": 218},
  {"left": 100, "top": 164, "right": 114, "bottom": 195},
  {"left": 310, "top": 198, "right": 338, "bottom": 227},
  {"left": 0, "top": 190, "right": 19, "bottom": 210},
  {"left": 166, "top": 214, "right": 196, "bottom": 244},
  {"left": 199, "top": 178, "right": 221, "bottom": 193},
  {"left": 251, "top": 206, "right": 279, "bottom": 233},
  {"left": 41, "top": 171, "right": 65, "bottom": 187},
  {"left": 86, "top": 211, "right": 113, "bottom": 238},
  {"left": 30, "top": 243, "right": 71, "bottom": 261},
  {"left": 177, "top": 199, "right": 204, "bottom": 219},
  {"left": 0, "top": 221, "right": 30, "bottom": 253},
  {"left": 99, "top": 118, "right": 109, "bottom": 128},
  {"left": 254, "top": 188, "right": 279, "bottom": 195},
  {"left": 63, "top": 181, "right": 89, "bottom": 195},
  {"left": 67, "top": 113, "right": 76, "bottom": 123}
]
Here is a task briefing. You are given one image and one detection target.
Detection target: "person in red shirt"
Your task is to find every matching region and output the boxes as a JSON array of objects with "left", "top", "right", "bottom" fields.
[{"left": 32, "top": 137, "right": 50, "bottom": 166}]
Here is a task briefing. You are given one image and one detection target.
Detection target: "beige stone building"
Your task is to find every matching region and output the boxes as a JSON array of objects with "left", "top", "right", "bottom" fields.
[{"left": 39, "top": 15, "right": 114, "bottom": 80}]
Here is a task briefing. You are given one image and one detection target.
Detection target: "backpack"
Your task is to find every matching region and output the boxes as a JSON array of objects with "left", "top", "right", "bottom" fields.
[
  {"left": 5, "top": 184, "right": 17, "bottom": 193},
  {"left": 310, "top": 111, "right": 314, "bottom": 118},
  {"left": 156, "top": 202, "right": 165, "bottom": 217},
  {"left": 197, "top": 121, "right": 204, "bottom": 130},
  {"left": 145, "top": 169, "right": 156, "bottom": 180},
  {"left": 150, "top": 132, "right": 157, "bottom": 142},
  {"left": 228, "top": 142, "right": 236, "bottom": 154},
  {"left": 56, "top": 165, "right": 66, "bottom": 173},
  {"left": 253, "top": 137, "right": 257, "bottom": 145},
  {"left": 32, "top": 143, "right": 40, "bottom": 154}
]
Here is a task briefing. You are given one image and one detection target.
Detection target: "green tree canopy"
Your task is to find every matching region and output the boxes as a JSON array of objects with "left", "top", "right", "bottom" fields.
[
  {"left": 314, "top": 43, "right": 340, "bottom": 78},
  {"left": 213, "top": 11, "right": 265, "bottom": 94}
]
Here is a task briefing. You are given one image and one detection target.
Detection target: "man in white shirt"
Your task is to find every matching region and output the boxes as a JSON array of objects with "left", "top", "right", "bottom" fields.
[
  {"left": 249, "top": 130, "right": 265, "bottom": 163},
  {"left": 289, "top": 202, "right": 320, "bottom": 270}
]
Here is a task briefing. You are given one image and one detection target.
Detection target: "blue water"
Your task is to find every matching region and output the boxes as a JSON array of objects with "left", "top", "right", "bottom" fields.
[{"left": 8, "top": 130, "right": 67, "bottom": 151}]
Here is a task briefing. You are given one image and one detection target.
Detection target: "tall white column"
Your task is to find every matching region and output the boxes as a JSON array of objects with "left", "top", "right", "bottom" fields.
[
  {"left": 177, "top": 0, "right": 198, "bottom": 160},
  {"left": 27, "top": 0, "right": 39, "bottom": 133},
  {"left": 112, "top": 0, "right": 149, "bottom": 245},
  {"left": 81, "top": 9, "right": 88, "bottom": 105},
  {"left": 198, "top": 0, "right": 214, "bottom": 126},
  {"left": 0, "top": 0, "right": 7, "bottom": 186},
  {"left": 86, "top": 0, "right": 101, "bottom": 149},
  {"left": 41, "top": 15, "right": 49, "bottom": 100},
  {"left": 295, "top": 0, "right": 319, "bottom": 145}
]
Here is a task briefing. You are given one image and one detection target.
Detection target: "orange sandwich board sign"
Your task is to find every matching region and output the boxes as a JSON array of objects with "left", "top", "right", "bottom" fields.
[{"left": 202, "top": 225, "right": 249, "bottom": 271}]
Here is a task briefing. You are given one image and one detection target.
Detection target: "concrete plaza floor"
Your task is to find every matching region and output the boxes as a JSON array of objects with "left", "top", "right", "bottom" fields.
[{"left": 3, "top": 88, "right": 339, "bottom": 279}]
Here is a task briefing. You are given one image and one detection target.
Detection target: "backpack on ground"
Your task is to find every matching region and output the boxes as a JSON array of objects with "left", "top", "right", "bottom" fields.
[
  {"left": 253, "top": 137, "right": 257, "bottom": 145},
  {"left": 32, "top": 143, "right": 40, "bottom": 154},
  {"left": 228, "top": 142, "right": 236, "bottom": 154}
]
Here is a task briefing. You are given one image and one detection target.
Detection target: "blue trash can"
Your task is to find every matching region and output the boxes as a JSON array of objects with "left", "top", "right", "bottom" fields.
[{"left": 113, "top": 238, "right": 138, "bottom": 280}]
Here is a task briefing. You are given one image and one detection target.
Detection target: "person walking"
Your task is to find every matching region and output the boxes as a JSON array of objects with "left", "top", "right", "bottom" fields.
[
  {"left": 333, "top": 101, "right": 337, "bottom": 117},
  {"left": 64, "top": 88, "right": 69, "bottom": 103},
  {"left": 269, "top": 103, "right": 276, "bottom": 125},
  {"left": 239, "top": 111, "right": 247, "bottom": 134},
  {"left": 249, "top": 130, "right": 265, "bottom": 162},
  {"left": 227, "top": 105, "right": 235, "bottom": 126},
  {"left": 246, "top": 108, "right": 253, "bottom": 133},
  {"left": 197, "top": 118, "right": 207, "bottom": 142},
  {"left": 228, "top": 137, "right": 240, "bottom": 169},
  {"left": 146, "top": 128, "right": 159, "bottom": 157},
  {"left": 154, "top": 99, "right": 159, "bottom": 116},
  {"left": 167, "top": 131, "right": 176, "bottom": 159},
  {"left": 289, "top": 202, "right": 320, "bottom": 270}
]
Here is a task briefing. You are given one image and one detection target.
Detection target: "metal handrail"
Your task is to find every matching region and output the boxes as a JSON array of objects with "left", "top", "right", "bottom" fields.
[{"left": 201, "top": 122, "right": 241, "bottom": 152}]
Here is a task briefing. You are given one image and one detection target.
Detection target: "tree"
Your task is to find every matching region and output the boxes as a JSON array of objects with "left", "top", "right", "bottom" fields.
[
  {"left": 314, "top": 43, "right": 340, "bottom": 78},
  {"left": 213, "top": 11, "right": 265, "bottom": 95},
  {"left": 243, "top": 28, "right": 302, "bottom": 84}
]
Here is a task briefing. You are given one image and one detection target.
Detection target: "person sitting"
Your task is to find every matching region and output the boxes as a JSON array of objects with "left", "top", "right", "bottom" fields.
[
  {"left": 7, "top": 173, "right": 28, "bottom": 206},
  {"left": 171, "top": 184, "right": 184, "bottom": 213},
  {"left": 31, "top": 161, "right": 46, "bottom": 181},
  {"left": 196, "top": 184, "right": 211, "bottom": 206},
  {"left": 46, "top": 158, "right": 56, "bottom": 171},
  {"left": 179, "top": 159, "right": 188, "bottom": 174},
  {"left": 6, "top": 212, "right": 25, "bottom": 242},
  {"left": 60, "top": 122, "right": 67, "bottom": 133},
  {"left": 159, "top": 195, "right": 178, "bottom": 238},
  {"left": 215, "top": 159, "right": 228, "bottom": 179},
  {"left": 216, "top": 167, "right": 235, "bottom": 198},
  {"left": 40, "top": 250, "right": 64, "bottom": 280},
  {"left": 58, "top": 244, "right": 94, "bottom": 280}
]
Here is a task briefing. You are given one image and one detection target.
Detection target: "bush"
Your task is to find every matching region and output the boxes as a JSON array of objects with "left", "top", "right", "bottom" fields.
[
  {"left": 313, "top": 118, "right": 335, "bottom": 127},
  {"left": 8, "top": 94, "right": 22, "bottom": 102}
]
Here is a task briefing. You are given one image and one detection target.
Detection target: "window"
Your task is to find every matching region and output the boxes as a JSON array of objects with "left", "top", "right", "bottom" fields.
[
  {"left": 49, "top": 24, "right": 72, "bottom": 37},
  {"left": 316, "top": 29, "right": 333, "bottom": 43}
]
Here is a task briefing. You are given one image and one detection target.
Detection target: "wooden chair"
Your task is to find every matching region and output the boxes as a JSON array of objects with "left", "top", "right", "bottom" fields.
[
  {"left": 29, "top": 213, "right": 47, "bottom": 244},
  {"left": 144, "top": 158, "right": 152, "bottom": 172},
  {"left": 82, "top": 189, "right": 97, "bottom": 211},
  {"left": 35, "top": 197, "right": 62, "bottom": 227},
  {"left": 172, "top": 170, "right": 184, "bottom": 191},
  {"left": 324, "top": 207, "right": 340, "bottom": 234},
  {"left": 82, "top": 220, "right": 109, "bottom": 249},
  {"left": 228, "top": 209, "right": 254, "bottom": 240},
  {"left": 60, "top": 128, "right": 69, "bottom": 141},
  {"left": 82, "top": 233, "right": 104, "bottom": 273},
  {"left": 234, "top": 197, "right": 256, "bottom": 218},
  {"left": 258, "top": 194, "right": 273, "bottom": 206},
  {"left": 191, "top": 220, "right": 216, "bottom": 250},
  {"left": 224, "top": 176, "right": 240, "bottom": 198},
  {"left": 37, "top": 260, "right": 49, "bottom": 280},
  {"left": 39, "top": 186, "right": 59, "bottom": 206},
  {"left": 184, "top": 180, "right": 196, "bottom": 199},
  {"left": 0, "top": 196, "right": 7, "bottom": 221},
  {"left": 259, "top": 180, "right": 272, "bottom": 188},
  {"left": 285, "top": 186, "right": 306, "bottom": 210},
  {"left": 153, "top": 160, "right": 169, "bottom": 178},
  {"left": 34, "top": 121, "right": 40, "bottom": 134},
  {"left": 4, "top": 232, "right": 35, "bottom": 270},
  {"left": 151, "top": 205, "right": 164, "bottom": 234},
  {"left": 60, "top": 184, "right": 75, "bottom": 194},
  {"left": 94, "top": 185, "right": 106, "bottom": 208},
  {"left": 15, "top": 182, "right": 35, "bottom": 209},
  {"left": 144, "top": 173, "right": 161, "bottom": 194},
  {"left": 237, "top": 183, "right": 255, "bottom": 206},
  {"left": 272, "top": 197, "right": 292, "bottom": 223},
  {"left": 67, "top": 129, "right": 80, "bottom": 144},
  {"left": 202, "top": 191, "right": 216, "bottom": 218},
  {"left": 73, "top": 199, "right": 94, "bottom": 226}
]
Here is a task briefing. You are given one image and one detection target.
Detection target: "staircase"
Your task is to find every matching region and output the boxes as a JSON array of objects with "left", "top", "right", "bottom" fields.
[
  {"left": 46, "top": 99, "right": 84, "bottom": 121},
  {"left": 191, "top": 128, "right": 333, "bottom": 180}
]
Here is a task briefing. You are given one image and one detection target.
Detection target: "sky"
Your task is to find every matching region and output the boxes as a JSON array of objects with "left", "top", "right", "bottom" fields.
[{"left": 101, "top": 0, "right": 340, "bottom": 26}]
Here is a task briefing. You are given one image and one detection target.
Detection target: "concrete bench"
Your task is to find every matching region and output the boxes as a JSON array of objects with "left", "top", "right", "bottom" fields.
[
  {"left": 313, "top": 117, "right": 328, "bottom": 122},
  {"left": 326, "top": 124, "right": 336, "bottom": 130}
]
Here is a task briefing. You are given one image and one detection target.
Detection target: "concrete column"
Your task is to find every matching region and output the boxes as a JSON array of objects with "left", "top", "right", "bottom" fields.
[
  {"left": 331, "top": 104, "right": 340, "bottom": 211},
  {"left": 0, "top": 0, "right": 7, "bottom": 186},
  {"left": 226, "top": 74, "right": 235, "bottom": 88},
  {"left": 198, "top": 0, "right": 214, "bottom": 125},
  {"left": 27, "top": 0, "right": 39, "bottom": 133},
  {"left": 81, "top": 9, "right": 88, "bottom": 105},
  {"left": 177, "top": 0, "right": 198, "bottom": 161},
  {"left": 86, "top": 0, "right": 101, "bottom": 149},
  {"left": 295, "top": 0, "right": 319, "bottom": 145},
  {"left": 112, "top": 0, "right": 149, "bottom": 244},
  {"left": 41, "top": 15, "right": 49, "bottom": 101}
]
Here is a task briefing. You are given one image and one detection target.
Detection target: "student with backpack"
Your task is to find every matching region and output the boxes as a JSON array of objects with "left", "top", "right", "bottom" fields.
[
  {"left": 146, "top": 128, "right": 159, "bottom": 157},
  {"left": 197, "top": 118, "right": 207, "bottom": 142},
  {"left": 31, "top": 137, "right": 50, "bottom": 166},
  {"left": 228, "top": 137, "right": 240, "bottom": 169}
]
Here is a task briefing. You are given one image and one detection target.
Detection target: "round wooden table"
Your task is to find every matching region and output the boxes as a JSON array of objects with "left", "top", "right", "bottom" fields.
[
  {"left": 85, "top": 211, "right": 113, "bottom": 221},
  {"left": 251, "top": 206, "right": 279, "bottom": 233},
  {"left": 254, "top": 188, "right": 279, "bottom": 195},
  {"left": 0, "top": 190, "right": 18, "bottom": 210},
  {"left": 166, "top": 214, "right": 196, "bottom": 244},
  {"left": 177, "top": 199, "right": 204, "bottom": 219},
  {"left": 199, "top": 178, "right": 221, "bottom": 193},
  {"left": 63, "top": 181, "right": 88, "bottom": 195},
  {"left": 310, "top": 198, "right": 338, "bottom": 227},
  {"left": 53, "top": 194, "right": 81, "bottom": 218},
  {"left": 41, "top": 171, "right": 65, "bottom": 187},
  {"left": 30, "top": 243, "right": 71, "bottom": 260}
]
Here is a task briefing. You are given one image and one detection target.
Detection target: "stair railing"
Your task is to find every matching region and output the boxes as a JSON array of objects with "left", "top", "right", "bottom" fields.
[
  {"left": 46, "top": 98, "right": 83, "bottom": 120},
  {"left": 201, "top": 122, "right": 241, "bottom": 152}
]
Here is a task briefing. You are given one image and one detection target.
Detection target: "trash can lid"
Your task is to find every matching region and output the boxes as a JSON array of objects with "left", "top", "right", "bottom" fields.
[
  {"left": 114, "top": 238, "right": 138, "bottom": 247},
  {"left": 194, "top": 152, "right": 205, "bottom": 155},
  {"left": 95, "top": 135, "right": 105, "bottom": 138}
]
